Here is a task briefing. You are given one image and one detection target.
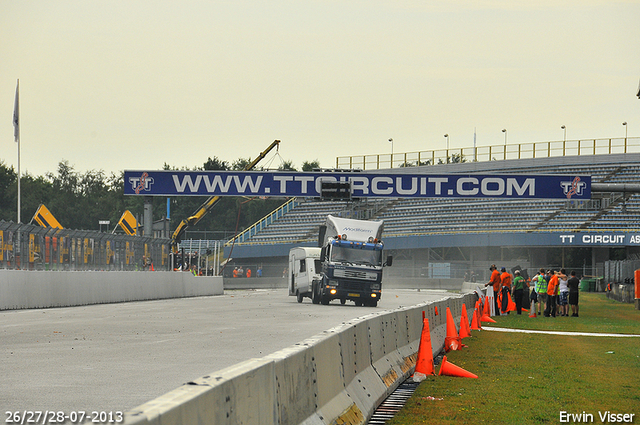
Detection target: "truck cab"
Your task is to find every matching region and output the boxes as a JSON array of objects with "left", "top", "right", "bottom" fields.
[{"left": 318, "top": 235, "right": 390, "bottom": 306}]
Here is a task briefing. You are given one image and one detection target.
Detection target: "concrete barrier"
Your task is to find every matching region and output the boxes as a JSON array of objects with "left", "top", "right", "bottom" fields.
[
  {"left": 124, "top": 292, "right": 478, "bottom": 425},
  {"left": 0, "top": 270, "right": 223, "bottom": 310},
  {"left": 224, "top": 277, "right": 287, "bottom": 290},
  {"left": 383, "top": 277, "right": 464, "bottom": 291}
]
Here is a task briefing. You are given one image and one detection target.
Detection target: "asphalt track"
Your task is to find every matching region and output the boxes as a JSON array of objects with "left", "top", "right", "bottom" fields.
[{"left": 1, "top": 288, "right": 454, "bottom": 414}]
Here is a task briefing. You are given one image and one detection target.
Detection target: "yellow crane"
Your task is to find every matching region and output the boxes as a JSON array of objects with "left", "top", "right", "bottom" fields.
[{"left": 170, "top": 139, "right": 281, "bottom": 252}]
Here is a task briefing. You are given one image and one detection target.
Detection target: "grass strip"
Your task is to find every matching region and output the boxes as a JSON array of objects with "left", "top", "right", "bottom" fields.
[{"left": 388, "top": 293, "right": 640, "bottom": 425}]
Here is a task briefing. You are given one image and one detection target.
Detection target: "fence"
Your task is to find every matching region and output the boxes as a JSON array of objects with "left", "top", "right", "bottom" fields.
[
  {"left": 336, "top": 137, "right": 640, "bottom": 170},
  {"left": 175, "top": 239, "right": 225, "bottom": 276},
  {"left": 604, "top": 258, "right": 640, "bottom": 284},
  {"left": 0, "top": 221, "right": 171, "bottom": 271},
  {"left": 601, "top": 258, "right": 639, "bottom": 303}
]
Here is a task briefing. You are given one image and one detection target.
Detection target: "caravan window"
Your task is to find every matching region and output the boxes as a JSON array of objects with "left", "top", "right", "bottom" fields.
[{"left": 299, "top": 259, "right": 306, "bottom": 273}]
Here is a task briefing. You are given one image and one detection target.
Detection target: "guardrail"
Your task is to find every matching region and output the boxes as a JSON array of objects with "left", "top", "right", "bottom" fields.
[
  {"left": 0, "top": 221, "right": 170, "bottom": 271},
  {"left": 336, "top": 137, "right": 640, "bottom": 170},
  {"left": 124, "top": 292, "right": 478, "bottom": 425}
]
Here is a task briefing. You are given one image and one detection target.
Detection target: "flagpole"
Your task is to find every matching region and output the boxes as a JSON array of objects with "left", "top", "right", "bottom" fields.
[{"left": 14, "top": 79, "right": 21, "bottom": 223}]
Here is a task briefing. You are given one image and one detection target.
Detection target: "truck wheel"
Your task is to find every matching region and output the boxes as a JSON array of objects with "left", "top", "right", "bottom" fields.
[
  {"left": 367, "top": 299, "right": 378, "bottom": 307},
  {"left": 320, "top": 294, "right": 330, "bottom": 305},
  {"left": 311, "top": 282, "right": 320, "bottom": 304},
  {"left": 354, "top": 300, "right": 363, "bottom": 307},
  {"left": 296, "top": 290, "right": 303, "bottom": 303}
]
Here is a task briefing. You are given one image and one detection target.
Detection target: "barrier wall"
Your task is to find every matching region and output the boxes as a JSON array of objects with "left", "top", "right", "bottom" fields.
[
  {"left": 0, "top": 271, "right": 223, "bottom": 310},
  {"left": 124, "top": 292, "right": 477, "bottom": 425},
  {"left": 223, "top": 277, "right": 464, "bottom": 291}
]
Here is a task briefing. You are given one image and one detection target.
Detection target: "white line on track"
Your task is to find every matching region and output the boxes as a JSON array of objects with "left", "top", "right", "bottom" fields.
[{"left": 482, "top": 326, "right": 640, "bottom": 338}]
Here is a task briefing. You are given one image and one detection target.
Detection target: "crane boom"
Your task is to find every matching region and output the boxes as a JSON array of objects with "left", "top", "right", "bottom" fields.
[{"left": 170, "top": 139, "right": 280, "bottom": 252}]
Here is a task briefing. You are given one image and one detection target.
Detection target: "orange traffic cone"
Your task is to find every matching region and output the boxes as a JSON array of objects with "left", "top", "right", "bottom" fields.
[
  {"left": 413, "top": 317, "right": 435, "bottom": 381},
  {"left": 529, "top": 302, "right": 537, "bottom": 318},
  {"left": 507, "top": 292, "right": 516, "bottom": 312},
  {"left": 438, "top": 356, "right": 478, "bottom": 379},
  {"left": 444, "top": 307, "right": 461, "bottom": 352},
  {"left": 459, "top": 304, "right": 471, "bottom": 338},
  {"left": 471, "top": 309, "right": 482, "bottom": 330},
  {"left": 481, "top": 298, "right": 496, "bottom": 322},
  {"left": 483, "top": 296, "right": 491, "bottom": 316},
  {"left": 480, "top": 295, "right": 495, "bottom": 322},
  {"left": 435, "top": 306, "right": 439, "bottom": 316}
]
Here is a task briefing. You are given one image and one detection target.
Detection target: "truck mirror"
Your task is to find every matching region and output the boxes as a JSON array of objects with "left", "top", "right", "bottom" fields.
[
  {"left": 385, "top": 256, "right": 393, "bottom": 267},
  {"left": 321, "top": 246, "right": 327, "bottom": 261},
  {"left": 318, "top": 225, "right": 327, "bottom": 247}
]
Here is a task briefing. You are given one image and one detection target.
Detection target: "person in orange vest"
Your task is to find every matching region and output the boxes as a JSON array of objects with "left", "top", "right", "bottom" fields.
[
  {"left": 545, "top": 270, "right": 559, "bottom": 317},
  {"left": 246, "top": 268, "right": 252, "bottom": 278},
  {"left": 233, "top": 267, "right": 238, "bottom": 278},
  {"left": 499, "top": 267, "right": 512, "bottom": 315},
  {"left": 484, "top": 264, "right": 501, "bottom": 314}
]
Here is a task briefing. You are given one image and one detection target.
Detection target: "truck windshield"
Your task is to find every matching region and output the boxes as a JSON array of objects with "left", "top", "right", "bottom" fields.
[{"left": 330, "top": 245, "right": 382, "bottom": 266}]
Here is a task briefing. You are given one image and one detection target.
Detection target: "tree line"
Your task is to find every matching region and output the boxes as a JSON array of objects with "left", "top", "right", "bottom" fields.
[{"left": 0, "top": 157, "right": 320, "bottom": 238}]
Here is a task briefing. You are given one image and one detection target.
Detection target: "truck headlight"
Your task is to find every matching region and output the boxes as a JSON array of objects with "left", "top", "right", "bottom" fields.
[{"left": 371, "top": 284, "right": 380, "bottom": 290}]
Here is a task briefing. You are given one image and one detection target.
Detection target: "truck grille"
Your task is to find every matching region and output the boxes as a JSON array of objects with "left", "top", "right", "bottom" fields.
[{"left": 334, "top": 269, "right": 377, "bottom": 280}]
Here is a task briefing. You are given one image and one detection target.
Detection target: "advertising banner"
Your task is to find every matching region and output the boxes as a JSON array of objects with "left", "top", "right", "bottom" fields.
[{"left": 124, "top": 170, "right": 591, "bottom": 200}]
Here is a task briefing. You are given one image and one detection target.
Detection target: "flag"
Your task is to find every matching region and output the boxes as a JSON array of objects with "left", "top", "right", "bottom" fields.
[{"left": 13, "top": 79, "right": 19, "bottom": 142}]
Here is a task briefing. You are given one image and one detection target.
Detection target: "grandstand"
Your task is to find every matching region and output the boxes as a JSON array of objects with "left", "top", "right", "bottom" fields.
[{"left": 224, "top": 153, "right": 640, "bottom": 281}]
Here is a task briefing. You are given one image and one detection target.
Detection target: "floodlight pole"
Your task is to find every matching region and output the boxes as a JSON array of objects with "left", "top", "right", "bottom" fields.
[{"left": 14, "top": 79, "right": 21, "bottom": 223}]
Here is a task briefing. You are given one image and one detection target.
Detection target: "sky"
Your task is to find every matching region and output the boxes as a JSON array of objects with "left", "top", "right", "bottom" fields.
[{"left": 1, "top": 0, "right": 639, "bottom": 178}]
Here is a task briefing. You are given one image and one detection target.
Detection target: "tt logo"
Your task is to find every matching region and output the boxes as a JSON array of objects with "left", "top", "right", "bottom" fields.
[
  {"left": 560, "top": 177, "right": 586, "bottom": 198},
  {"left": 129, "top": 172, "right": 154, "bottom": 194}
]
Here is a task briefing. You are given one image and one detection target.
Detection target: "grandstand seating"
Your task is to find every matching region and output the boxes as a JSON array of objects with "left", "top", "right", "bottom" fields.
[{"left": 230, "top": 154, "right": 640, "bottom": 245}]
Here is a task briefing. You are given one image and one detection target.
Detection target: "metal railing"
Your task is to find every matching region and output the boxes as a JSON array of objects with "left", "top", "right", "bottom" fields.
[
  {"left": 226, "top": 197, "right": 301, "bottom": 245},
  {"left": 0, "top": 221, "right": 171, "bottom": 271},
  {"left": 336, "top": 137, "right": 640, "bottom": 170}
]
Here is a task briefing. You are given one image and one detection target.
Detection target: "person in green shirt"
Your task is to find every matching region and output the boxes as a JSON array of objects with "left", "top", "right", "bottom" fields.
[{"left": 512, "top": 270, "right": 526, "bottom": 315}]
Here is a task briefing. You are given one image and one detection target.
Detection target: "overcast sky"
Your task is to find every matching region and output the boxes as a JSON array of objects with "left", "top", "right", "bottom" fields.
[{"left": 2, "top": 0, "right": 639, "bottom": 177}]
